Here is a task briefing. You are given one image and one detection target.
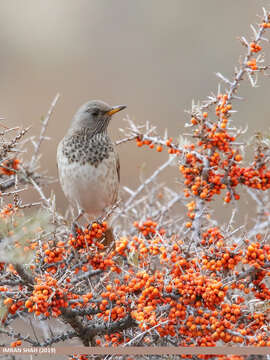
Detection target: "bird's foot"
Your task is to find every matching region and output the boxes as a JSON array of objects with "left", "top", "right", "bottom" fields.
[{"left": 96, "top": 214, "right": 105, "bottom": 225}]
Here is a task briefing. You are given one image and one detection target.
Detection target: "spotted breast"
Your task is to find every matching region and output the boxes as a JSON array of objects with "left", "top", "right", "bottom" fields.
[{"left": 57, "top": 128, "right": 120, "bottom": 219}]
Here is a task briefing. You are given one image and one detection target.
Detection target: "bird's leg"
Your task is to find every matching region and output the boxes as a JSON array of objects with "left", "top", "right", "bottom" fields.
[
  {"left": 103, "top": 227, "right": 115, "bottom": 250},
  {"left": 96, "top": 214, "right": 105, "bottom": 225},
  {"left": 71, "top": 209, "right": 85, "bottom": 237}
]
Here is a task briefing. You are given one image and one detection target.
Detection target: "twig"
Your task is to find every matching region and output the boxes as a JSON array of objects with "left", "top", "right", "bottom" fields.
[{"left": 30, "top": 93, "right": 60, "bottom": 168}]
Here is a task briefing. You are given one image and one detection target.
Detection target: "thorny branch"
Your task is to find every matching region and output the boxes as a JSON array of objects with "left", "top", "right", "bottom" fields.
[
  {"left": 30, "top": 93, "right": 60, "bottom": 170},
  {"left": 1, "top": 7, "right": 270, "bottom": 354}
]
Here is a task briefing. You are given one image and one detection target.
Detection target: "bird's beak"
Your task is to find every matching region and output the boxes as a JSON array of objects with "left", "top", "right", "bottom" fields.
[{"left": 107, "top": 105, "right": 127, "bottom": 116}]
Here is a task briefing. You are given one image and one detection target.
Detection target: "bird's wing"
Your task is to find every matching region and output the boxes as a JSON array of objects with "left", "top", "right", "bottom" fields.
[
  {"left": 116, "top": 152, "right": 120, "bottom": 182},
  {"left": 56, "top": 140, "right": 62, "bottom": 171}
]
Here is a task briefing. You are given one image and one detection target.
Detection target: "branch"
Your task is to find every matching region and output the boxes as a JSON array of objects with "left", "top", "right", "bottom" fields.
[{"left": 30, "top": 93, "right": 60, "bottom": 169}]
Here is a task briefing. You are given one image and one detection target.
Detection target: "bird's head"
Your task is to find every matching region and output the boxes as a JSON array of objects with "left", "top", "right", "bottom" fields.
[{"left": 70, "top": 100, "right": 126, "bottom": 135}]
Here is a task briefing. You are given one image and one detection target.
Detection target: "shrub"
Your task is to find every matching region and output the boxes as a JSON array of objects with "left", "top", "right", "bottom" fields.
[{"left": 1, "top": 6, "right": 270, "bottom": 360}]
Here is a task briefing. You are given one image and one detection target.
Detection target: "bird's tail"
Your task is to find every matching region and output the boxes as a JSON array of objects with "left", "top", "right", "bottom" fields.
[{"left": 103, "top": 226, "right": 115, "bottom": 249}]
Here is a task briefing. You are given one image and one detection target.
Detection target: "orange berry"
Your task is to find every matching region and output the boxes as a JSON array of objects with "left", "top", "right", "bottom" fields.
[
  {"left": 25, "top": 300, "right": 33, "bottom": 309},
  {"left": 234, "top": 154, "right": 242, "bottom": 162},
  {"left": 4, "top": 297, "right": 13, "bottom": 306},
  {"left": 144, "top": 140, "right": 151, "bottom": 145},
  {"left": 191, "top": 117, "right": 198, "bottom": 125}
]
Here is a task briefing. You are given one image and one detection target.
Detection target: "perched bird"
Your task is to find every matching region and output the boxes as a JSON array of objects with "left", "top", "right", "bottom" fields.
[{"left": 57, "top": 100, "right": 126, "bottom": 244}]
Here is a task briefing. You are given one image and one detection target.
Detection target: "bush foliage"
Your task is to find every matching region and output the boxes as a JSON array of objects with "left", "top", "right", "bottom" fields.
[{"left": 1, "top": 6, "right": 270, "bottom": 360}]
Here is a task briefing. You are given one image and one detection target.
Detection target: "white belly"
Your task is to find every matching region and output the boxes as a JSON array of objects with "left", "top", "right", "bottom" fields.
[{"left": 57, "top": 145, "right": 119, "bottom": 219}]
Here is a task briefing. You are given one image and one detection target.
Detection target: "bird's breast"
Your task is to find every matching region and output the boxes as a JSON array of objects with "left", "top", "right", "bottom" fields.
[
  {"left": 57, "top": 134, "right": 119, "bottom": 218},
  {"left": 61, "top": 130, "right": 114, "bottom": 168}
]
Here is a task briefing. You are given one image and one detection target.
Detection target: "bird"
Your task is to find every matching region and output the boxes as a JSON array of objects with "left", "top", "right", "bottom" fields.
[{"left": 57, "top": 100, "right": 126, "bottom": 246}]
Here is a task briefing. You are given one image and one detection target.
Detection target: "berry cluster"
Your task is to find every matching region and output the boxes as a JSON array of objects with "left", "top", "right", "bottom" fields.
[
  {"left": 244, "top": 242, "right": 270, "bottom": 267},
  {"left": 250, "top": 42, "right": 262, "bottom": 53},
  {"left": 68, "top": 222, "right": 107, "bottom": 250},
  {"left": 25, "top": 276, "right": 68, "bottom": 317},
  {"left": 0, "top": 158, "right": 20, "bottom": 176}
]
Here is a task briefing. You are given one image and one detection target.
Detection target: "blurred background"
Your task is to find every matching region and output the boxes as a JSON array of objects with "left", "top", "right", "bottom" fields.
[{"left": 0, "top": 0, "right": 269, "bottom": 219}]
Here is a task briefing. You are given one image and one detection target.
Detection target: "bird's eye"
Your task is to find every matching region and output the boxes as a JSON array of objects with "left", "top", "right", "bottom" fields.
[{"left": 92, "top": 109, "right": 100, "bottom": 117}]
